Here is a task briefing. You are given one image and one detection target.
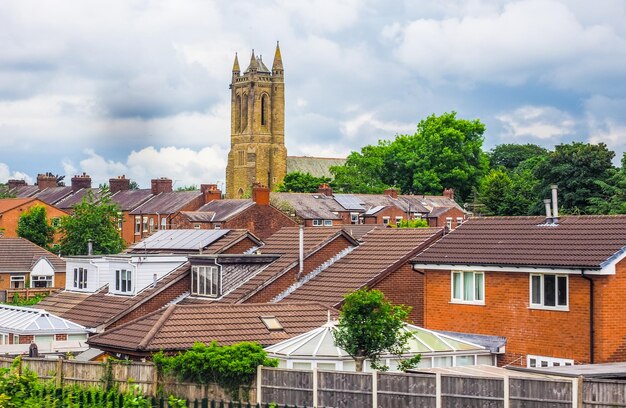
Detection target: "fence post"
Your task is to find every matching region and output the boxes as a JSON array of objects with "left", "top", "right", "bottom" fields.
[
  {"left": 572, "top": 376, "right": 583, "bottom": 408},
  {"left": 256, "top": 365, "right": 262, "bottom": 404},
  {"left": 503, "top": 374, "right": 509, "bottom": 408},
  {"left": 371, "top": 370, "right": 377, "bottom": 408},
  {"left": 435, "top": 372, "right": 442, "bottom": 408},
  {"left": 56, "top": 358, "right": 63, "bottom": 388},
  {"left": 152, "top": 363, "right": 159, "bottom": 397},
  {"left": 312, "top": 367, "right": 318, "bottom": 408}
]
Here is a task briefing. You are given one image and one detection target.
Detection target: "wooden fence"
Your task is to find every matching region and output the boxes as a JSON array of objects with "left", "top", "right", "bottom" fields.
[
  {"left": 4, "top": 357, "right": 626, "bottom": 407},
  {"left": 0, "top": 287, "right": 58, "bottom": 302}
]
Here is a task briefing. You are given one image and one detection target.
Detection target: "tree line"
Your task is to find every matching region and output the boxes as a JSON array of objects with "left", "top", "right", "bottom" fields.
[{"left": 279, "top": 112, "right": 626, "bottom": 216}]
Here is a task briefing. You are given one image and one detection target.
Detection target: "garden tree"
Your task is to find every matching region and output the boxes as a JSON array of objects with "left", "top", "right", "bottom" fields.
[
  {"left": 129, "top": 180, "right": 139, "bottom": 190},
  {"left": 0, "top": 184, "right": 15, "bottom": 198},
  {"left": 55, "top": 188, "right": 125, "bottom": 255},
  {"left": 330, "top": 144, "right": 389, "bottom": 194},
  {"left": 330, "top": 112, "right": 488, "bottom": 201},
  {"left": 176, "top": 185, "right": 198, "bottom": 191},
  {"left": 478, "top": 166, "right": 542, "bottom": 216},
  {"left": 333, "top": 288, "right": 420, "bottom": 372},
  {"left": 393, "top": 219, "right": 429, "bottom": 228},
  {"left": 478, "top": 169, "right": 512, "bottom": 215},
  {"left": 533, "top": 142, "right": 616, "bottom": 214},
  {"left": 489, "top": 143, "right": 549, "bottom": 170},
  {"left": 588, "top": 154, "right": 626, "bottom": 214},
  {"left": 16, "top": 205, "right": 55, "bottom": 249},
  {"left": 276, "top": 171, "right": 332, "bottom": 192}
]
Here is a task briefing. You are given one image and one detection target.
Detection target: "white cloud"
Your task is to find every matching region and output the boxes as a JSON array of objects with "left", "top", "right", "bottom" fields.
[
  {"left": 340, "top": 112, "right": 415, "bottom": 141},
  {"left": 63, "top": 146, "right": 228, "bottom": 189},
  {"left": 0, "top": 163, "right": 32, "bottom": 184},
  {"left": 496, "top": 106, "right": 575, "bottom": 140}
]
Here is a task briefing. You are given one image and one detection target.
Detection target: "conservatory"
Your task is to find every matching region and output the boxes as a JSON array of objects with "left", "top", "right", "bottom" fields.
[{"left": 265, "top": 321, "right": 497, "bottom": 372}]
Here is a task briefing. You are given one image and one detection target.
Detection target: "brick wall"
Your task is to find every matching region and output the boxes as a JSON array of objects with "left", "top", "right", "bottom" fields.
[
  {"left": 303, "top": 219, "right": 343, "bottom": 227},
  {"left": 372, "top": 263, "right": 424, "bottom": 326},
  {"left": 245, "top": 235, "right": 354, "bottom": 303},
  {"left": 222, "top": 237, "right": 258, "bottom": 254},
  {"left": 363, "top": 206, "right": 407, "bottom": 226},
  {"left": 109, "top": 270, "right": 190, "bottom": 328},
  {"left": 592, "top": 258, "right": 626, "bottom": 362},
  {"left": 428, "top": 207, "right": 466, "bottom": 229},
  {"left": 424, "top": 269, "right": 592, "bottom": 366},
  {"left": 224, "top": 205, "right": 297, "bottom": 240}
]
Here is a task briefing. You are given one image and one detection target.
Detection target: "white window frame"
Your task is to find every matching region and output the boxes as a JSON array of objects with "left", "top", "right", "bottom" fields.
[
  {"left": 149, "top": 218, "right": 155, "bottom": 233},
  {"left": 13, "top": 334, "right": 19, "bottom": 345},
  {"left": 214, "top": 223, "right": 221, "bottom": 230},
  {"left": 194, "top": 223, "right": 201, "bottom": 230},
  {"left": 382, "top": 216, "right": 390, "bottom": 225},
  {"left": 451, "top": 271, "right": 485, "bottom": 305},
  {"left": 350, "top": 212, "right": 359, "bottom": 225},
  {"left": 31, "top": 275, "right": 53, "bottom": 288},
  {"left": 529, "top": 274, "right": 568, "bottom": 311},
  {"left": 115, "top": 269, "right": 133, "bottom": 293},
  {"left": 142, "top": 216, "right": 148, "bottom": 233},
  {"left": 191, "top": 265, "right": 220, "bottom": 297},
  {"left": 456, "top": 217, "right": 463, "bottom": 227},
  {"left": 323, "top": 220, "right": 333, "bottom": 226},
  {"left": 312, "top": 219, "right": 323, "bottom": 227},
  {"left": 134, "top": 216, "right": 141, "bottom": 235},
  {"left": 10, "top": 276, "right": 25, "bottom": 289},
  {"left": 446, "top": 217, "right": 453, "bottom": 229},
  {"left": 527, "top": 354, "right": 573, "bottom": 368},
  {"left": 117, "top": 212, "right": 123, "bottom": 230},
  {"left": 161, "top": 217, "right": 167, "bottom": 230},
  {"left": 73, "top": 267, "right": 88, "bottom": 290},
  {"left": 395, "top": 216, "right": 403, "bottom": 225}
]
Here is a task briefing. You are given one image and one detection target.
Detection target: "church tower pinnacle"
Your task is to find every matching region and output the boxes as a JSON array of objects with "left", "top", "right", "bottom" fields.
[{"left": 225, "top": 44, "right": 287, "bottom": 198}]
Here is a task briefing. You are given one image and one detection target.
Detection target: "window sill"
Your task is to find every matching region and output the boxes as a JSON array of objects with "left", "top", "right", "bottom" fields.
[
  {"left": 528, "top": 305, "right": 569, "bottom": 312},
  {"left": 449, "top": 300, "right": 485, "bottom": 306}
]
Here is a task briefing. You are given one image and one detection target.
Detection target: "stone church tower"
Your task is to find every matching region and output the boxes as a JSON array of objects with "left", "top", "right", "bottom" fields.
[{"left": 225, "top": 43, "right": 287, "bottom": 198}]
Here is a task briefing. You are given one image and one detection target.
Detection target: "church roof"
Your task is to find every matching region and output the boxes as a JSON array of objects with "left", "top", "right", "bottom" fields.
[
  {"left": 257, "top": 57, "right": 271, "bottom": 73},
  {"left": 286, "top": 156, "right": 346, "bottom": 179}
]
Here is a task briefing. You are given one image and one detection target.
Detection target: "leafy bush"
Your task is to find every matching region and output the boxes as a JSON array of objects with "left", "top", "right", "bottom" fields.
[{"left": 153, "top": 341, "right": 278, "bottom": 399}]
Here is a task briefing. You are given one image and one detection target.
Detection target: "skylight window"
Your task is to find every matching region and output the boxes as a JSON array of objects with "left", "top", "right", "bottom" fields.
[{"left": 260, "top": 316, "right": 283, "bottom": 331}]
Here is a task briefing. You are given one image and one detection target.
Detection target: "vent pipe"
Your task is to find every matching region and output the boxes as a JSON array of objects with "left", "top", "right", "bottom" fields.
[
  {"left": 551, "top": 184, "right": 559, "bottom": 224},
  {"left": 543, "top": 199, "right": 552, "bottom": 223},
  {"left": 87, "top": 240, "right": 93, "bottom": 256},
  {"left": 298, "top": 225, "right": 304, "bottom": 280}
]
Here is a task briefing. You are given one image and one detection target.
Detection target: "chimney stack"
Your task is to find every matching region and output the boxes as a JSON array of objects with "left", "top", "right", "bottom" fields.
[
  {"left": 201, "top": 183, "right": 222, "bottom": 203},
  {"left": 252, "top": 183, "right": 270, "bottom": 206},
  {"left": 71, "top": 173, "right": 92, "bottom": 192},
  {"left": 7, "top": 179, "right": 26, "bottom": 190},
  {"left": 317, "top": 183, "right": 333, "bottom": 197},
  {"left": 151, "top": 178, "right": 173, "bottom": 195},
  {"left": 551, "top": 185, "right": 559, "bottom": 224},
  {"left": 36, "top": 173, "right": 59, "bottom": 190},
  {"left": 109, "top": 175, "right": 131, "bottom": 194},
  {"left": 443, "top": 188, "right": 455, "bottom": 200},
  {"left": 543, "top": 199, "right": 552, "bottom": 223},
  {"left": 384, "top": 188, "right": 398, "bottom": 199}
]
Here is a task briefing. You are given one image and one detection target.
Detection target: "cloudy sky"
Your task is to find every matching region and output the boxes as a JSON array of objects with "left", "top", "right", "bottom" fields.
[{"left": 2, "top": 0, "right": 626, "bottom": 188}]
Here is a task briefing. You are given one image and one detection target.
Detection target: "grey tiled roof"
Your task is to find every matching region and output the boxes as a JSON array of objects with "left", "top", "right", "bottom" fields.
[
  {"left": 286, "top": 156, "right": 346, "bottom": 178},
  {"left": 193, "top": 199, "right": 254, "bottom": 222},
  {"left": 130, "top": 191, "right": 203, "bottom": 215},
  {"left": 110, "top": 189, "right": 154, "bottom": 211},
  {"left": 0, "top": 237, "right": 66, "bottom": 273},
  {"left": 271, "top": 192, "right": 343, "bottom": 220}
]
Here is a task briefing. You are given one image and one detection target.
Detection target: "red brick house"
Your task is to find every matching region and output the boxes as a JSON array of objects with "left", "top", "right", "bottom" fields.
[
  {"left": 412, "top": 215, "right": 626, "bottom": 368},
  {"left": 0, "top": 237, "right": 66, "bottom": 289},
  {"left": 0, "top": 198, "right": 68, "bottom": 241}
]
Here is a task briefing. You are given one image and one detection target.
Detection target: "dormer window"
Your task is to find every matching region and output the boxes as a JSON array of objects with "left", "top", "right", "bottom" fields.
[
  {"left": 192, "top": 265, "right": 220, "bottom": 297},
  {"left": 115, "top": 269, "right": 133, "bottom": 293}
]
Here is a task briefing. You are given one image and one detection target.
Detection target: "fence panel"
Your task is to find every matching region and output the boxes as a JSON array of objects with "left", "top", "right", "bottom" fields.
[
  {"left": 441, "top": 375, "right": 504, "bottom": 408},
  {"left": 22, "top": 357, "right": 59, "bottom": 381},
  {"left": 317, "top": 370, "right": 372, "bottom": 408},
  {"left": 583, "top": 378, "right": 626, "bottom": 408},
  {"left": 261, "top": 367, "right": 313, "bottom": 406},
  {"left": 63, "top": 360, "right": 104, "bottom": 388},
  {"left": 378, "top": 371, "right": 436, "bottom": 408},
  {"left": 510, "top": 378, "right": 572, "bottom": 408},
  {"left": 112, "top": 361, "right": 155, "bottom": 394}
]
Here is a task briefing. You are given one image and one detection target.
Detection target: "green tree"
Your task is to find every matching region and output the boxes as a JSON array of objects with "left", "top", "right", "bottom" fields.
[
  {"left": 276, "top": 172, "right": 332, "bottom": 193},
  {"left": 479, "top": 163, "right": 543, "bottom": 216},
  {"left": 56, "top": 188, "right": 125, "bottom": 255},
  {"left": 533, "top": 142, "right": 616, "bottom": 214},
  {"left": 333, "top": 288, "right": 420, "bottom": 372},
  {"left": 489, "top": 143, "right": 549, "bottom": 170},
  {"left": 331, "top": 144, "right": 390, "bottom": 194},
  {"left": 393, "top": 219, "right": 429, "bottom": 228},
  {"left": 176, "top": 184, "right": 198, "bottom": 191},
  {"left": 478, "top": 169, "right": 512, "bottom": 215},
  {"left": 16, "top": 205, "right": 55, "bottom": 249},
  {"left": 0, "top": 184, "right": 16, "bottom": 198}
]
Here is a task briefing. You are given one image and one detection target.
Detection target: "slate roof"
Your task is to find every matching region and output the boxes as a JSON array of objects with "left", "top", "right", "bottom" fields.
[
  {"left": 37, "top": 263, "right": 191, "bottom": 329},
  {"left": 0, "top": 237, "right": 66, "bottom": 273},
  {"left": 130, "top": 191, "right": 202, "bottom": 215},
  {"left": 412, "top": 216, "right": 626, "bottom": 269},
  {"left": 286, "top": 156, "right": 346, "bottom": 179},
  {"left": 87, "top": 302, "right": 339, "bottom": 352},
  {"left": 55, "top": 188, "right": 103, "bottom": 211},
  {"left": 189, "top": 199, "right": 255, "bottom": 222},
  {"left": 33, "top": 187, "right": 74, "bottom": 205},
  {"left": 279, "top": 227, "right": 443, "bottom": 305},
  {"left": 110, "top": 189, "right": 154, "bottom": 211},
  {"left": 10, "top": 185, "right": 39, "bottom": 198},
  {"left": 271, "top": 192, "right": 343, "bottom": 220}
]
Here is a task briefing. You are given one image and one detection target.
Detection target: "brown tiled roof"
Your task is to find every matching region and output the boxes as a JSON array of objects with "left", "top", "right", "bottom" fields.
[
  {"left": 271, "top": 193, "right": 343, "bottom": 220},
  {"left": 0, "top": 198, "right": 36, "bottom": 213},
  {"left": 33, "top": 187, "right": 74, "bottom": 205},
  {"left": 178, "top": 211, "right": 216, "bottom": 222},
  {"left": 130, "top": 191, "right": 203, "bottom": 215},
  {"left": 37, "top": 263, "right": 191, "bottom": 329},
  {"left": 412, "top": 216, "right": 626, "bottom": 269},
  {"left": 341, "top": 225, "right": 379, "bottom": 241},
  {"left": 217, "top": 227, "right": 357, "bottom": 303},
  {"left": 87, "top": 302, "right": 339, "bottom": 352},
  {"left": 110, "top": 189, "right": 154, "bottom": 211},
  {"left": 281, "top": 228, "right": 443, "bottom": 305},
  {"left": 201, "top": 230, "right": 262, "bottom": 254},
  {"left": 193, "top": 199, "right": 254, "bottom": 222},
  {"left": 0, "top": 237, "right": 66, "bottom": 273}
]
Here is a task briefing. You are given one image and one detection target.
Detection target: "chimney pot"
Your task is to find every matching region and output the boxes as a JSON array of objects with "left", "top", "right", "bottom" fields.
[
  {"left": 36, "top": 173, "right": 60, "bottom": 190},
  {"left": 543, "top": 199, "right": 552, "bottom": 223},
  {"left": 201, "top": 183, "right": 222, "bottom": 203},
  {"left": 317, "top": 183, "right": 333, "bottom": 197},
  {"left": 551, "top": 184, "right": 559, "bottom": 223},
  {"left": 384, "top": 188, "right": 398, "bottom": 199},
  {"left": 443, "top": 188, "right": 455, "bottom": 200},
  {"left": 71, "top": 173, "right": 92, "bottom": 192},
  {"left": 109, "top": 176, "right": 131, "bottom": 194}
]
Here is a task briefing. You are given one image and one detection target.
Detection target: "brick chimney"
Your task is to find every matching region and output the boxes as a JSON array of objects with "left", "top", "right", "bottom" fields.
[
  {"left": 201, "top": 184, "right": 222, "bottom": 203},
  {"left": 443, "top": 188, "right": 455, "bottom": 200},
  {"left": 36, "top": 173, "right": 59, "bottom": 190},
  {"left": 252, "top": 183, "right": 270, "bottom": 206},
  {"left": 7, "top": 179, "right": 26, "bottom": 190},
  {"left": 317, "top": 183, "right": 333, "bottom": 197},
  {"left": 151, "top": 178, "right": 173, "bottom": 195},
  {"left": 109, "top": 175, "right": 131, "bottom": 194},
  {"left": 384, "top": 188, "right": 398, "bottom": 199},
  {"left": 71, "top": 172, "right": 92, "bottom": 192}
]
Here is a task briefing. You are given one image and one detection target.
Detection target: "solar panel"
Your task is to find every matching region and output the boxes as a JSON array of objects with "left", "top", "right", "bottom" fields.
[
  {"left": 334, "top": 194, "right": 365, "bottom": 211},
  {"left": 138, "top": 229, "right": 230, "bottom": 250}
]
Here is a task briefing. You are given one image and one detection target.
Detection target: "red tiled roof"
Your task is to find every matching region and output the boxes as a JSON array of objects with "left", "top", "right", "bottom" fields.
[
  {"left": 87, "top": 302, "right": 339, "bottom": 352},
  {"left": 281, "top": 227, "right": 443, "bottom": 305},
  {"left": 0, "top": 237, "right": 66, "bottom": 273},
  {"left": 412, "top": 216, "right": 626, "bottom": 269}
]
